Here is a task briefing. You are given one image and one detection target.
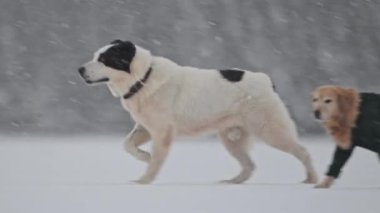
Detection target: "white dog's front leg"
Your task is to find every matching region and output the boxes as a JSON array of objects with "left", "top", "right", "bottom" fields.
[
  {"left": 124, "top": 124, "right": 151, "bottom": 163},
  {"left": 136, "top": 128, "right": 173, "bottom": 184}
]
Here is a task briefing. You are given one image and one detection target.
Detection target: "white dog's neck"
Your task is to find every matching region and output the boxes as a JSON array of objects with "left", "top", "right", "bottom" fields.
[
  {"left": 107, "top": 67, "right": 153, "bottom": 99},
  {"left": 106, "top": 82, "right": 122, "bottom": 97}
]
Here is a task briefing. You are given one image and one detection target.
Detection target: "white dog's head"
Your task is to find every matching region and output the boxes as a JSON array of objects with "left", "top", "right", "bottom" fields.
[{"left": 78, "top": 40, "right": 152, "bottom": 87}]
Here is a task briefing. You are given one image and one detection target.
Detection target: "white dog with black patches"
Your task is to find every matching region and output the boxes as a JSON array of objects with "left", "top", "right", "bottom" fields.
[{"left": 78, "top": 40, "right": 318, "bottom": 184}]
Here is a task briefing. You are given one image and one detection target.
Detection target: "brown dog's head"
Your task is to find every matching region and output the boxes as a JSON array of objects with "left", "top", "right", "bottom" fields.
[
  {"left": 311, "top": 85, "right": 360, "bottom": 149},
  {"left": 311, "top": 85, "right": 359, "bottom": 126}
]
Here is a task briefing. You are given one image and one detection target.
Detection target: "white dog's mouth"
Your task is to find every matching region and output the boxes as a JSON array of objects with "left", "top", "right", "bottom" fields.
[{"left": 84, "top": 77, "right": 109, "bottom": 84}]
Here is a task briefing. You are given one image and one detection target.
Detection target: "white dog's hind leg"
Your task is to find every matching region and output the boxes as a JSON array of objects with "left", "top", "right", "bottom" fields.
[
  {"left": 219, "top": 127, "right": 255, "bottom": 184},
  {"left": 124, "top": 124, "right": 151, "bottom": 163},
  {"left": 136, "top": 128, "right": 173, "bottom": 184},
  {"left": 291, "top": 144, "right": 319, "bottom": 184},
  {"left": 260, "top": 126, "right": 318, "bottom": 184}
]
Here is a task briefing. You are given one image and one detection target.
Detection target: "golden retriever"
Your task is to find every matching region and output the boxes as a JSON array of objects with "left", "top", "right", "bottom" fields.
[{"left": 312, "top": 85, "right": 380, "bottom": 188}]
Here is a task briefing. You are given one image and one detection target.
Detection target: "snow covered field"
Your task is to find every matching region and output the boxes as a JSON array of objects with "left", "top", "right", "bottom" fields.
[{"left": 0, "top": 135, "right": 379, "bottom": 213}]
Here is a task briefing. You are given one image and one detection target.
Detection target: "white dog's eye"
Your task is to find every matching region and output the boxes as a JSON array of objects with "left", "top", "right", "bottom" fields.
[
  {"left": 312, "top": 98, "right": 318, "bottom": 102},
  {"left": 324, "top": 99, "right": 332, "bottom": 104}
]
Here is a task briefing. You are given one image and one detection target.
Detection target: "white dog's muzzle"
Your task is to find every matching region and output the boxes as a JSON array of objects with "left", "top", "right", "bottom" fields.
[{"left": 78, "top": 66, "right": 109, "bottom": 84}]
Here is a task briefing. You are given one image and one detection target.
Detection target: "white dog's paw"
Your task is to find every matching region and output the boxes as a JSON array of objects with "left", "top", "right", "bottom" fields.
[
  {"left": 219, "top": 169, "right": 253, "bottom": 184},
  {"left": 219, "top": 179, "right": 241, "bottom": 184},
  {"left": 132, "top": 176, "right": 154, "bottom": 185},
  {"left": 314, "top": 182, "right": 330, "bottom": 189},
  {"left": 219, "top": 174, "right": 251, "bottom": 184},
  {"left": 302, "top": 174, "right": 319, "bottom": 184},
  {"left": 302, "top": 178, "right": 317, "bottom": 184}
]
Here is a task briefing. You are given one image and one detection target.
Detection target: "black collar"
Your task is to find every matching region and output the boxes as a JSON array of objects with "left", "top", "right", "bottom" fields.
[{"left": 123, "top": 67, "right": 153, "bottom": 99}]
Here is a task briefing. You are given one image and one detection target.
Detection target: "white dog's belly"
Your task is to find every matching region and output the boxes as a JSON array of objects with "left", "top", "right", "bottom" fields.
[{"left": 175, "top": 113, "right": 241, "bottom": 137}]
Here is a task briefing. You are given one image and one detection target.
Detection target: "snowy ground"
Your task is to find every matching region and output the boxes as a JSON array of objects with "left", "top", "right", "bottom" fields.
[{"left": 0, "top": 135, "right": 379, "bottom": 213}]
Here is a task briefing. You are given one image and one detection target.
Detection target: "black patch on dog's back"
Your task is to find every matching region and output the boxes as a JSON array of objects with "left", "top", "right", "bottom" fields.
[
  {"left": 98, "top": 40, "right": 136, "bottom": 73},
  {"left": 219, "top": 69, "right": 245, "bottom": 82}
]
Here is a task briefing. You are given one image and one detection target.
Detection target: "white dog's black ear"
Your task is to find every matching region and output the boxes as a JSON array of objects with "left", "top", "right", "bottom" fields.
[{"left": 99, "top": 40, "right": 136, "bottom": 73}]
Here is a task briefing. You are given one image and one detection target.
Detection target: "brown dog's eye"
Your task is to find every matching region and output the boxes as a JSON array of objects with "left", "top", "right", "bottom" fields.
[{"left": 324, "top": 99, "right": 332, "bottom": 104}]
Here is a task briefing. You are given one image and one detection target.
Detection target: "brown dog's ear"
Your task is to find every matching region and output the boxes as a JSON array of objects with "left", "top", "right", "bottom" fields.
[
  {"left": 335, "top": 88, "right": 360, "bottom": 149},
  {"left": 337, "top": 88, "right": 359, "bottom": 126}
]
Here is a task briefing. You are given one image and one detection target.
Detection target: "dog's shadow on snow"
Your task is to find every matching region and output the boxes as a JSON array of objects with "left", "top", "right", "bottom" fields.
[
  {"left": 16, "top": 181, "right": 379, "bottom": 191},
  {"left": 125, "top": 181, "right": 307, "bottom": 187},
  {"left": 127, "top": 182, "right": 380, "bottom": 191},
  {"left": 56, "top": 181, "right": 304, "bottom": 187}
]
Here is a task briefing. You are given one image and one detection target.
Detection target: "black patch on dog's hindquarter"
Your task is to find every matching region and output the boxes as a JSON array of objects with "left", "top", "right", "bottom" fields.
[
  {"left": 219, "top": 69, "right": 245, "bottom": 82},
  {"left": 98, "top": 40, "right": 136, "bottom": 73}
]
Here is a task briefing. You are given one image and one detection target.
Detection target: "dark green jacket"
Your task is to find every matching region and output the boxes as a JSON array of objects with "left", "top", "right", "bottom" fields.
[{"left": 327, "top": 93, "right": 380, "bottom": 178}]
